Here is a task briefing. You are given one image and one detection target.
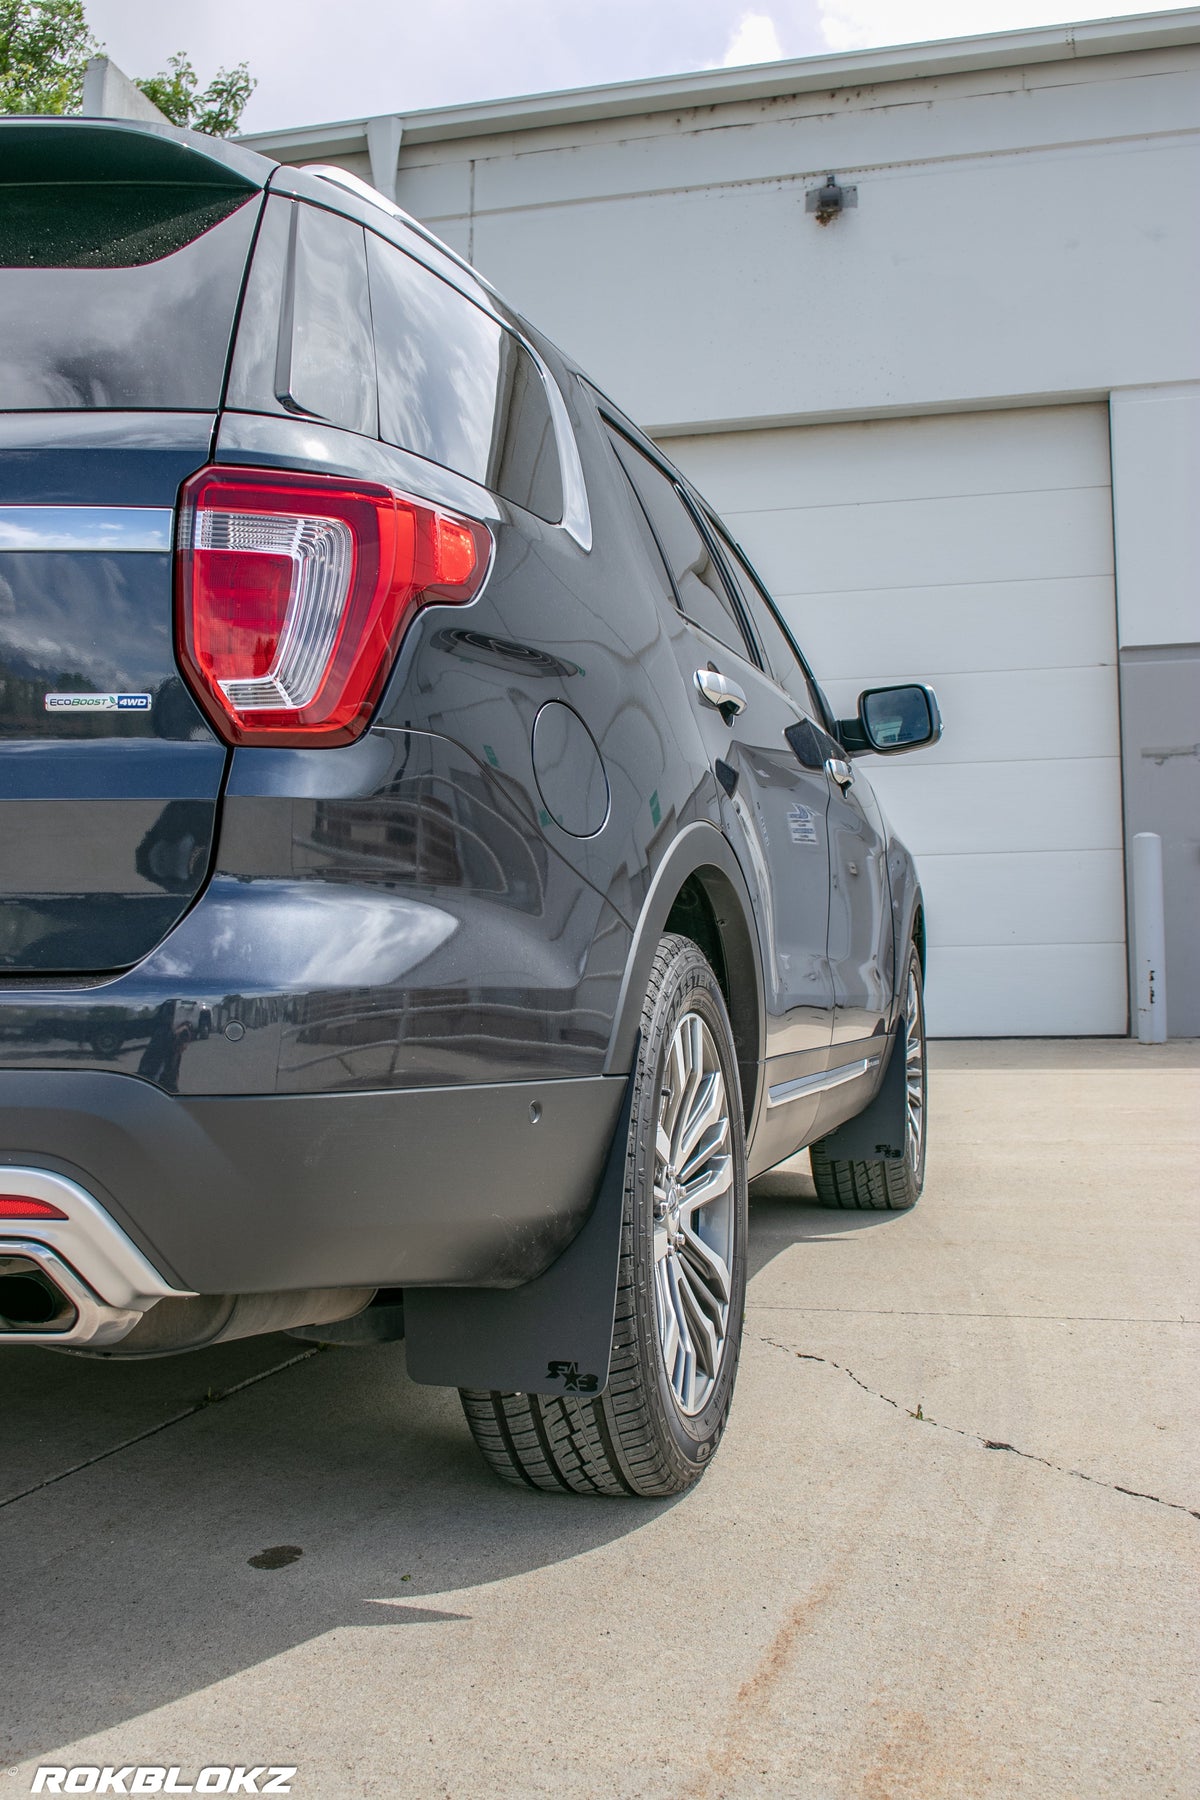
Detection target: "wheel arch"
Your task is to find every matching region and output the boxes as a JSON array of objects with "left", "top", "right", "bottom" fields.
[
  {"left": 886, "top": 827, "right": 925, "bottom": 1015},
  {"left": 604, "top": 823, "right": 764, "bottom": 1125}
]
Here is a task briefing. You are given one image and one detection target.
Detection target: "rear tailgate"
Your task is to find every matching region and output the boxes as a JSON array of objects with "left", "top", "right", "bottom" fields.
[{"left": 0, "top": 120, "right": 265, "bottom": 973}]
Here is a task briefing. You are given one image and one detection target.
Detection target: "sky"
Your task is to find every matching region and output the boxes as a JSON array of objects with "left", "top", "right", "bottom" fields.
[{"left": 82, "top": 1, "right": 1183, "bottom": 134}]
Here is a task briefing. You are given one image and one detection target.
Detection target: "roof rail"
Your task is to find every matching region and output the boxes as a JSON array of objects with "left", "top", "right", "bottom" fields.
[{"left": 301, "top": 163, "right": 502, "bottom": 300}]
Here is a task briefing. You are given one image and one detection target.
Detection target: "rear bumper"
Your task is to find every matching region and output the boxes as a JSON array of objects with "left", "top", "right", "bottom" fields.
[{"left": 0, "top": 1068, "right": 627, "bottom": 1295}]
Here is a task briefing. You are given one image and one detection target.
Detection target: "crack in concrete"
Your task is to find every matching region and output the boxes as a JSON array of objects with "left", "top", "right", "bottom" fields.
[
  {"left": 0, "top": 1346, "right": 321, "bottom": 1512},
  {"left": 758, "top": 1333, "right": 1200, "bottom": 1522},
  {"left": 748, "top": 1302, "right": 1199, "bottom": 1325}
]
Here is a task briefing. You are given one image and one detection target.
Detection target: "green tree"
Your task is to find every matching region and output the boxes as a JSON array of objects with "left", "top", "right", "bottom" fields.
[
  {"left": 0, "top": 0, "right": 98, "bottom": 115},
  {"left": 135, "top": 49, "right": 255, "bottom": 138},
  {"left": 0, "top": 0, "right": 256, "bottom": 136}
]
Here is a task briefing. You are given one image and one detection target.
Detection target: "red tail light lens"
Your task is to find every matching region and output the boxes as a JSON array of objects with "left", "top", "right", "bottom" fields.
[
  {"left": 0, "top": 1196, "right": 68, "bottom": 1220},
  {"left": 176, "top": 468, "right": 493, "bottom": 746}
]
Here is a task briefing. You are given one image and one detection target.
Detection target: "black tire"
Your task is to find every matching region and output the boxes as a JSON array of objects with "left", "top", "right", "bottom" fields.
[
  {"left": 460, "top": 933, "right": 748, "bottom": 1498},
  {"left": 810, "top": 940, "right": 927, "bottom": 1212}
]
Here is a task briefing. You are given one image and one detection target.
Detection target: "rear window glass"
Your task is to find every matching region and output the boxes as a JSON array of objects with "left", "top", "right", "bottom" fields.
[
  {"left": 0, "top": 185, "right": 259, "bottom": 411},
  {"left": 366, "top": 233, "right": 563, "bottom": 521}
]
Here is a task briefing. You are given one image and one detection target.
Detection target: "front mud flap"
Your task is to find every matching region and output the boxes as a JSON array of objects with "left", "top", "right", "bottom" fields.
[
  {"left": 813, "top": 1021, "right": 905, "bottom": 1161},
  {"left": 405, "top": 1057, "right": 634, "bottom": 1397}
]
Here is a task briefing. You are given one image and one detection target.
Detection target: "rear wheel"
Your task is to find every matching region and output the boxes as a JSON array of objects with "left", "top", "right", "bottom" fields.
[
  {"left": 460, "top": 933, "right": 748, "bottom": 1497},
  {"left": 810, "top": 941, "right": 927, "bottom": 1212}
]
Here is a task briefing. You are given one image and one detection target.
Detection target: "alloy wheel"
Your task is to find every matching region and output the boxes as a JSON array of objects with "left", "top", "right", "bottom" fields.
[
  {"left": 904, "top": 961, "right": 925, "bottom": 1174},
  {"left": 652, "top": 1012, "right": 736, "bottom": 1416}
]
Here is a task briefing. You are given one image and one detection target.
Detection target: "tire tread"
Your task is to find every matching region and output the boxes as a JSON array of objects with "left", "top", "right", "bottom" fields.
[
  {"left": 809, "top": 1141, "right": 917, "bottom": 1211},
  {"left": 809, "top": 940, "right": 925, "bottom": 1214}
]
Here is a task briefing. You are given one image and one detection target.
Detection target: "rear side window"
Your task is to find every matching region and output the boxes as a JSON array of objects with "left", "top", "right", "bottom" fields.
[
  {"left": 607, "top": 428, "right": 754, "bottom": 663},
  {"left": 227, "top": 197, "right": 376, "bottom": 437},
  {"left": 281, "top": 205, "right": 376, "bottom": 435},
  {"left": 366, "top": 234, "right": 563, "bottom": 521},
  {"left": 0, "top": 184, "right": 260, "bottom": 410},
  {"left": 708, "top": 519, "right": 828, "bottom": 723}
]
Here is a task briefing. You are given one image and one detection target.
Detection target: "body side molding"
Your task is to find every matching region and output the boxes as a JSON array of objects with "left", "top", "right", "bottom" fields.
[{"left": 767, "top": 1053, "right": 881, "bottom": 1108}]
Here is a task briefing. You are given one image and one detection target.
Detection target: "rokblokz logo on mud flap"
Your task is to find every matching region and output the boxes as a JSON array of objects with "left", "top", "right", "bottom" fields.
[{"left": 31, "top": 1770, "right": 296, "bottom": 1794}]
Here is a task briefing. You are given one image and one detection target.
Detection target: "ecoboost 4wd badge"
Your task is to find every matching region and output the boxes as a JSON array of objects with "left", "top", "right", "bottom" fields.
[{"left": 44, "top": 692, "right": 152, "bottom": 712}]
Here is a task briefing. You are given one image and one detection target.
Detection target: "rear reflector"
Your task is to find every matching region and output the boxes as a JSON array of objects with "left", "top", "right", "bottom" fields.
[
  {"left": 0, "top": 1196, "right": 68, "bottom": 1220},
  {"left": 176, "top": 467, "right": 493, "bottom": 745}
]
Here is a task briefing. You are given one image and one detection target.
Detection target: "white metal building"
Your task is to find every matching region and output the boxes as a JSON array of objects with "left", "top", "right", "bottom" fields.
[{"left": 244, "top": 10, "right": 1200, "bottom": 1038}]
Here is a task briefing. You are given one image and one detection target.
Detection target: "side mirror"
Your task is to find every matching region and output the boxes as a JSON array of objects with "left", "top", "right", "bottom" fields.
[{"left": 840, "top": 683, "right": 942, "bottom": 755}]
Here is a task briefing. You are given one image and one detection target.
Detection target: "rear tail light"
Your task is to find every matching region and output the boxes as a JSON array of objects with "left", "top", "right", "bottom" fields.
[{"left": 176, "top": 468, "right": 492, "bottom": 746}]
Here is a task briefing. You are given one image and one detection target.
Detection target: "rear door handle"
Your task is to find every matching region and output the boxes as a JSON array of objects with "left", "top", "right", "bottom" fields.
[
  {"left": 694, "top": 669, "right": 748, "bottom": 721},
  {"left": 825, "top": 756, "right": 853, "bottom": 791}
]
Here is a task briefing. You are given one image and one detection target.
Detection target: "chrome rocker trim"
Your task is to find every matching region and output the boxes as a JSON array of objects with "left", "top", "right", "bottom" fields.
[{"left": 766, "top": 1053, "right": 882, "bottom": 1109}]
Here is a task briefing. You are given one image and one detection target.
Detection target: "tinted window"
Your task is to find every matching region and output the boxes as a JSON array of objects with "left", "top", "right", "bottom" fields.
[
  {"left": 285, "top": 205, "right": 376, "bottom": 435},
  {"left": 225, "top": 193, "right": 289, "bottom": 415},
  {"left": 0, "top": 185, "right": 249, "bottom": 268},
  {"left": 227, "top": 197, "right": 377, "bottom": 437},
  {"left": 224, "top": 199, "right": 376, "bottom": 435},
  {"left": 708, "top": 520, "right": 827, "bottom": 722},
  {"left": 0, "top": 186, "right": 259, "bottom": 410},
  {"left": 609, "top": 449, "right": 680, "bottom": 615},
  {"left": 367, "top": 234, "right": 563, "bottom": 520},
  {"left": 607, "top": 430, "right": 752, "bottom": 661}
]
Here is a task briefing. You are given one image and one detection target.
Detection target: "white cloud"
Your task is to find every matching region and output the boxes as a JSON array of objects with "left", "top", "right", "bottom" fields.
[
  {"left": 817, "top": 2, "right": 1158, "bottom": 55},
  {"left": 722, "top": 11, "right": 786, "bottom": 66}
]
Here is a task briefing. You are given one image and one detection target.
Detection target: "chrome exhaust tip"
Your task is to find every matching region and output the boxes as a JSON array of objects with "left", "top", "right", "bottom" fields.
[
  {"left": 0, "top": 1240, "right": 144, "bottom": 1347},
  {"left": 0, "top": 1254, "right": 79, "bottom": 1332}
]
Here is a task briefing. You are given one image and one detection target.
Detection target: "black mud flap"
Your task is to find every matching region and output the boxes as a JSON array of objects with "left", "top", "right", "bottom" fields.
[
  {"left": 813, "top": 1021, "right": 906, "bottom": 1162},
  {"left": 404, "top": 1057, "right": 634, "bottom": 1396}
]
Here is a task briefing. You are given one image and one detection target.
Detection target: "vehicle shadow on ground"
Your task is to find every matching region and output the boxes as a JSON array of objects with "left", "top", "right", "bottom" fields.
[
  {"left": 0, "top": 1325, "right": 680, "bottom": 1768},
  {"left": 0, "top": 1168, "right": 902, "bottom": 1767},
  {"left": 746, "top": 1158, "right": 905, "bottom": 1282}
]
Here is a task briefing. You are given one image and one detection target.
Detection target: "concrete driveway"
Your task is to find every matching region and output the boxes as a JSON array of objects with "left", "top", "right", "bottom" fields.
[{"left": 1, "top": 1041, "right": 1196, "bottom": 1799}]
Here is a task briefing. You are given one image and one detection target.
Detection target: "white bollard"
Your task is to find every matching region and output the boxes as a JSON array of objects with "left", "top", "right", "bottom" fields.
[{"left": 1132, "top": 832, "right": 1167, "bottom": 1043}]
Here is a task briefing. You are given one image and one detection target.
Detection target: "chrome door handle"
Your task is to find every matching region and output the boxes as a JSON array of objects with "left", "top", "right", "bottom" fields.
[
  {"left": 694, "top": 669, "right": 747, "bottom": 721},
  {"left": 825, "top": 756, "right": 853, "bottom": 791}
]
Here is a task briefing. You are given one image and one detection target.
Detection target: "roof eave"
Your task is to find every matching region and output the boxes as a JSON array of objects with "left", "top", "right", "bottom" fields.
[{"left": 238, "top": 7, "right": 1200, "bottom": 159}]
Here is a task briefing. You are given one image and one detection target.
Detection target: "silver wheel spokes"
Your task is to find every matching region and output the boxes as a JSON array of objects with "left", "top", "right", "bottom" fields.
[
  {"left": 652, "top": 1013, "right": 735, "bottom": 1416},
  {"left": 905, "top": 965, "right": 924, "bottom": 1172}
]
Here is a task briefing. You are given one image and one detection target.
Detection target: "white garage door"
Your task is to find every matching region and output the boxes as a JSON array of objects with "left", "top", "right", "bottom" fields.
[{"left": 659, "top": 405, "right": 1125, "bottom": 1036}]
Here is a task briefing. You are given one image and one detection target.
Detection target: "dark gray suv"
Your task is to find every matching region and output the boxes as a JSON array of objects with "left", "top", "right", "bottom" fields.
[{"left": 0, "top": 117, "right": 941, "bottom": 1498}]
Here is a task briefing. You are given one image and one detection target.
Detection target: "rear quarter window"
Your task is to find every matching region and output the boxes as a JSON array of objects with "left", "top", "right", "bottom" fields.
[
  {"left": 366, "top": 233, "right": 563, "bottom": 522},
  {"left": 228, "top": 200, "right": 564, "bottom": 522},
  {"left": 226, "top": 196, "right": 376, "bottom": 436},
  {"left": 0, "top": 185, "right": 260, "bottom": 410}
]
